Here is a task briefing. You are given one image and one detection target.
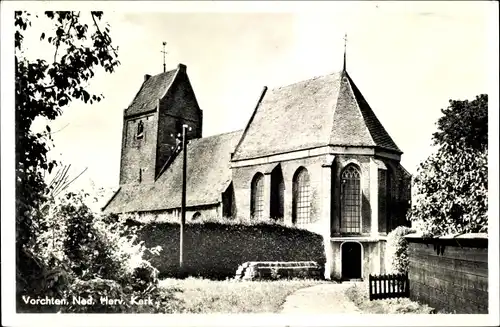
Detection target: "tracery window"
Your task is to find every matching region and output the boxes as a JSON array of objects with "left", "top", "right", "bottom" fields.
[{"left": 340, "top": 165, "right": 361, "bottom": 234}]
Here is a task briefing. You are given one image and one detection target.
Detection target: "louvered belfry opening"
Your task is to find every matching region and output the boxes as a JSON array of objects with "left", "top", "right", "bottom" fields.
[
  {"left": 270, "top": 166, "right": 284, "bottom": 220},
  {"left": 340, "top": 164, "right": 361, "bottom": 234},
  {"left": 292, "top": 167, "right": 311, "bottom": 226},
  {"left": 250, "top": 173, "right": 264, "bottom": 220}
]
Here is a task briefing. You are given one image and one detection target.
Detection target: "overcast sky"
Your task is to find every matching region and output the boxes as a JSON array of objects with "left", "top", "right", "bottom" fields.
[{"left": 10, "top": 1, "right": 498, "bottom": 193}]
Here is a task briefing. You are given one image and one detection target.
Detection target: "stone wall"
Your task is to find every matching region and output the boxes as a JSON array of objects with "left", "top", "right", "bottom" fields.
[{"left": 406, "top": 234, "right": 488, "bottom": 313}]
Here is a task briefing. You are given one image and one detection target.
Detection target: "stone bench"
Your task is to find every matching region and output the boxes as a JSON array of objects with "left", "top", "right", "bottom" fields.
[{"left": 235, "top": 261, "right": 323, "bottom": 281}]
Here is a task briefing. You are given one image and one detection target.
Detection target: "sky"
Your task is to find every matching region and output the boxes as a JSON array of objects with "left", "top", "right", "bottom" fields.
[{"left": 9, "top": 1, "right": 498, "bottom": 193}]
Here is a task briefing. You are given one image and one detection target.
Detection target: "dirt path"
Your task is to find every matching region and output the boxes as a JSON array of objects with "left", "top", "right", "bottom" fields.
[{"left": 280, "top": 282, "right": 362, "bottom": 314}]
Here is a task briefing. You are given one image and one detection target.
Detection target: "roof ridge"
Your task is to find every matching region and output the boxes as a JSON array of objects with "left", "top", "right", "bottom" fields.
[
  {"left": 345, "top": 72, "right": 402, "bottom": 153},
  {"left": 159, "top": 67, "right": 181, "bottom": 100},
  {"left": 232, "top": 87, "right": 268, "bottom": 158},
  {"left": 270, "top": 71, "right": 342, "bottom": 91},
  {"left": 343, "top": 72, "right": 376, "bottom": 146}
]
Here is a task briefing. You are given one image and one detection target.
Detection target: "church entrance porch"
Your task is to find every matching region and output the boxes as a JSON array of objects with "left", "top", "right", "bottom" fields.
[
  {"left": 326, "top": 238, "right": 386, "bottom": 281},
  {"left": 341, "top": 241, "right": 362, "bottom": 280}
]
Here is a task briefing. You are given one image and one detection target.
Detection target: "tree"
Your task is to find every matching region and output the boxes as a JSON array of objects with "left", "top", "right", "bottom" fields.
[
  {"left": 15, "top": 11, "right": 120, "bottom": 303},
  {"left": 15, "top": 11, "right": 120, "bottom": 250},
  {"left": 409, "top": 94, "right": 488, "bottom": 236},
  {"left": 432, "top": 94, "right": 487, "bottom": 151}
]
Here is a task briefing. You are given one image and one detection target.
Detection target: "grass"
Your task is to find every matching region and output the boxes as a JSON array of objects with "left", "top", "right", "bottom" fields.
[
  {"left": 158, "top": 277, "right": 326, "bottom": 313},
  {"left": 345, "top": 282, "right": 437, "bottom": 314}
]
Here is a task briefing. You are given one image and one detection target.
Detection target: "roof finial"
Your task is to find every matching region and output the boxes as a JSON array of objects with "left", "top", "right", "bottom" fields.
[
  {"left": 161, "top": 41, "right": 167, "bottom": 73},
  {"left": 343, "top": 33, "right": 347, "bottom": 72}
]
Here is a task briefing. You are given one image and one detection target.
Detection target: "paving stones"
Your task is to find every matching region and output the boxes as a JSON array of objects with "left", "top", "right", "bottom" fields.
[{"left": 281, "top": 283, "right": 362, "bottom": 314}]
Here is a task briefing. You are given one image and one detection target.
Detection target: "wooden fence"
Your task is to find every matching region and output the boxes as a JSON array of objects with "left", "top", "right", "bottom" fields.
[{"left": 368, "top": 273, "right": 409, "bottom": 300}]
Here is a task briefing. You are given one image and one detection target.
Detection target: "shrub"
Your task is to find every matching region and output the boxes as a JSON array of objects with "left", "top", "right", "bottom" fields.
[
  {"left": 19, "top": 190, "right": 164, "bottom": 313},
  {"left": 385, "top": 226, "right": 415, "bottom": 274},
  {"left": 65, "top": 278, "right": 127, "bottom": 313}
]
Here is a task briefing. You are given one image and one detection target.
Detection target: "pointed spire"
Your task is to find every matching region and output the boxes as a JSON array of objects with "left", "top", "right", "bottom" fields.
[
  {"left": 161, "top": 41, "right": 168, "bottom": 73},
  {"left": 342, "top": 33, "right": 347, "bottom": 72}
]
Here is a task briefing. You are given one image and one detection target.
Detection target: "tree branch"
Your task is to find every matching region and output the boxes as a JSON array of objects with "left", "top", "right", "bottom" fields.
[
  {"left": 91, "top": 12, "right": 118, "bottom": 55},
  {"left": 53, "top": 12, "right": 77, "bottom": 63}
]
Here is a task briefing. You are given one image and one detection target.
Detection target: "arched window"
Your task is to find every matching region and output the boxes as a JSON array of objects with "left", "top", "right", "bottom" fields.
[
  {"left": 270, "top": 166, "right": 284, "bottom": 220},
  {"left": 192, "top": 212, "right": 202, "bottom": 221},
  {"left": 340, "top": 165, "right": 361, "bottom": 234},
  {"left": 292, "top": 168, "right": 311, "bottom": 226},
  {"left": 251, "top": 173, "right": 264, "bottom": 219}
]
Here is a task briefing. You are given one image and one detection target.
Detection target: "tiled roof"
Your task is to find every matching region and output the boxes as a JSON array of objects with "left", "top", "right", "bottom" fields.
[
  {"left": 124, "top": 70, "right": 177, "bottom": 117},
  {"left": 103, "top": 130, "right": 242, "bottom": 214},
  {"left": 232, "top": 71, "right": 401, "bottom": 160},
  {"left": 346, "top": 73, "right": 401, "bottom": 152}
]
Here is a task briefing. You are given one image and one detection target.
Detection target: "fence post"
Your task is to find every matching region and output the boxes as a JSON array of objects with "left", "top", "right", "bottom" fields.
[{"left": 369, "top": 274, "right": 373, "bottom": 300}]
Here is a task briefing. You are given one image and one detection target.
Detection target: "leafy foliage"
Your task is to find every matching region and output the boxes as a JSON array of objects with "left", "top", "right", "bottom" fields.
[
  {"left": 432, "top": 94, "right": 488, "bottom": 152},
  {"left": 385, "top": 226, "right": 415, "bottom": 274},
  {"left": 15, "top": 10, "right": 120, "bottom": 309},
  {"left": 15, "top": 10, "right": 120, "bottom": 249},
  {"left": 409, "top": 95, "right": 488, "bottom": 236},
  {"left": 20, "top": 190, "right": 166, "bottom": 313}
]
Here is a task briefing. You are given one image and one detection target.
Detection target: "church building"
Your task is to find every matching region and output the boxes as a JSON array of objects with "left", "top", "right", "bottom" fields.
[{"left": 103, "top": 55, "right": 412, "bottom": 280}]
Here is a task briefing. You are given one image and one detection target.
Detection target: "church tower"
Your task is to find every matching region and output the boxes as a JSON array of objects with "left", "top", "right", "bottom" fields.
[{"left": 119, "top": 63, "right": 203, "bottom": 185}]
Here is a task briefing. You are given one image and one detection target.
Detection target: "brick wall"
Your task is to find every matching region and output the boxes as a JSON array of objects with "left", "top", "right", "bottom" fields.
[
  {"left": 406, "top": 235, "right": 488, "bottom": 313},
  {"left": 156, "top": 71, "right": 202, "bottom": 175},
  {"left": 119, "top": 67, "right": 202, "bottom": 186},
  {"left": 131, "top": 221, "right": 326, "bottom": 279},
  {"left": 120, "top": 113, "right": 158, "bottom": 184}
]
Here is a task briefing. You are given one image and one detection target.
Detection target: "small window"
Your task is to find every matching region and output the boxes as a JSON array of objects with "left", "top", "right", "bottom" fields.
[
  {"left": 192, "top": 212, "right": 202, "bottom": 220},
  {"left": 136, "top": 120, "right": 144, "bottom": 139}
]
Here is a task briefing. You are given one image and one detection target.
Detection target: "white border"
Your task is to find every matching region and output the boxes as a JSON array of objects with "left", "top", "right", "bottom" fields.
[{"left": 2, "top": 1, "right": 499, "bottom": 326}]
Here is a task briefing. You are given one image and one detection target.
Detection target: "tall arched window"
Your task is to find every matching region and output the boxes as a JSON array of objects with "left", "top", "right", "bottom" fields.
[
  {"left": 251, "top": 173, "right": 264, "bottom": 219},
  {"left": 270, "top": 166, "right": 284, "bottom": 220},
  {"left": 340, "top": 165, "right": 361, "bottom": 234},
  {"left": 293, "top": 168, "right": 311, "bottom": 226}
]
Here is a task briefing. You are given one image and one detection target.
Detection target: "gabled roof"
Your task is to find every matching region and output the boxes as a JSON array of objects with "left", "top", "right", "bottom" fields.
[
  {"left": 232, "top": 71, "right": 401, "bottom": 160},
  {"left": 124, "top": 69, "right": 177, "bottom": 117},
  {"left": 103, "top": 130, "right": 242, "bottom": 214}
]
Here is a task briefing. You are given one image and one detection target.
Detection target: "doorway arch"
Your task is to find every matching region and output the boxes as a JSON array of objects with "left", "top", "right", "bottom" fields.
[{"left": 340, "top": 241, "right": 363, "bottom": 280}]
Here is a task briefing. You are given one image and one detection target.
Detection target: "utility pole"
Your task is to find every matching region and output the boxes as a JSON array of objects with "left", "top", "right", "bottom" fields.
[{"left": 179, "top": 124, "right": 189, "bottom": 273}]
